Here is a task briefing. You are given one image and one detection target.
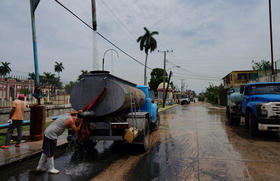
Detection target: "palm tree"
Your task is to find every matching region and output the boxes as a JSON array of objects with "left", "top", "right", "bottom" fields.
[
  {"left": 0, "top": 62, "right": 11, "bottom": 78},
  {"left": 28, "top": 72, "right": 35, "bottom": 80},
  {"left": 43, "top": 72, "right": 57, "bottom": 97},
  {"left": 137, "top": 27, "right": 159, "bottom": 85},
  {"left": 54, "top": 61, "right": 64, "bottom": 80},
  {"left": 78, "top": 70, "right": 89, "bottom": 80}
]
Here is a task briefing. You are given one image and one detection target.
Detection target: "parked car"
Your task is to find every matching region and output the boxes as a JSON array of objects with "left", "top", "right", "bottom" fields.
[{"left": 179, "top": 95, "right": 190, "bottom": 105}]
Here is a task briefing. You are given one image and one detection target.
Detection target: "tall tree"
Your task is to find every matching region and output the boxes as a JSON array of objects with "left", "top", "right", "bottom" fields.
[
  {"left": 252, "top": 60, "right": 271, "bottom": 71},
  {"left": 78, "top": 70, "right": 89, "bottom": 80},
  {"left": 54, "top": 61, "right": 64, "bottom": 80},
  {"left": 0, "top": 62, "right": 11, "bottom": 78},
  {"left": 149, "top": 68, "right": 166, "bottom": 91},
  {"left": 64, "top": 81, "right": 76, "bottom": 94},
  {"left": 137, "top": 27, "right": 159, "bottom": 85},
  {"left": 28, "top": 72, "right": 36, "bottom": 80}
]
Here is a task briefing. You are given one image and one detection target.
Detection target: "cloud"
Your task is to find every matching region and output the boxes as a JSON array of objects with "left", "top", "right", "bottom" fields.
[{"left": 0, "top": 0, "right": 280, "bottom": 93}]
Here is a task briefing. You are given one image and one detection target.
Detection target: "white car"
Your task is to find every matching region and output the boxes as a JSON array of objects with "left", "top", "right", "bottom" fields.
[{"left": 180, "top": 96, "right": 190, "bottom": 105}]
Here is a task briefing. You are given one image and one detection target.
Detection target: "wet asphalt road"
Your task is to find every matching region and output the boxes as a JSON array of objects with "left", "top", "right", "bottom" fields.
[
  {"left": 127, "top": 102, "right": 280, "bottom": 181},
  {"left": 2, "top": 102, "right": 280, "bottom": 181}
]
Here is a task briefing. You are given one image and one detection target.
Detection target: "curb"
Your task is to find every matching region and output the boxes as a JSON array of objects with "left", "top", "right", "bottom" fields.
[
  {"left": 0, "top": 141, "right": 68, "bottom": 169},
  {"left": 158, "top": 104, "right": 179, "bottom": 113}
]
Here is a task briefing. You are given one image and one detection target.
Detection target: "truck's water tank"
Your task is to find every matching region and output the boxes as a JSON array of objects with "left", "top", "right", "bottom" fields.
[
  {"left": 70, "top": 71, "right": 146, "bottom": 117},
  {"left": 230, "top": 92, "right": 243, "bottom": 103}
]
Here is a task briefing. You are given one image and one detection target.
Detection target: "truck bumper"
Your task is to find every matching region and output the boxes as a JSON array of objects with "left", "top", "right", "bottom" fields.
[{"left": 258, "top": 123, "right": 280, "bottom": 131}]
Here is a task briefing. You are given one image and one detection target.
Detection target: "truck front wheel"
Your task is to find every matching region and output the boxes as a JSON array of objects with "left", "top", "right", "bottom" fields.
[
  {"left": 226, "top": 106, "right": 230, "bottom": 120},
  {"left": 249, "top": 111, "right": 259, "bottom": 137}
]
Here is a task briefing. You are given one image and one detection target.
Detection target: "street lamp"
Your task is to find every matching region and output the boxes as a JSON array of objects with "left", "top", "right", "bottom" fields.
[{"left": 102, "top": 49, "right": 119, "bottom": 71}]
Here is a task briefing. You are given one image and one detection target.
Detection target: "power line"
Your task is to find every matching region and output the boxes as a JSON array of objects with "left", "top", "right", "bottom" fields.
[
  {"left": 99, "top": 0, "right": 136, "bottom": 40},
  {"left": 53, "top": 0, "right": 152, "bottom": 70},
  {"left": 166, "top": 59, "right": 221, "bottom": 79},
  {"left": 173, "top": 74, "right": 221, "bottom": 81}
]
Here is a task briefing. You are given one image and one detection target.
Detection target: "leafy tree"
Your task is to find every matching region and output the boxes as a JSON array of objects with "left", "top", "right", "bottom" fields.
[
  {"left": 28, "top": 72, "right": 35, "bottom": 80},
  {"left": 252, "top": 60, "right": 271, "bottom": 71},
  {"left": 0, "top": 62, "right": 11, "bottom": 77},
  {"left": 170, "top": 81, "right": 175, "bottom": 90},
  {"left": 54, "top": 61, "right": 64, "bottom": 80},
  {"left": 204, "top": 84, "right": 225, "bottom": 105},
  {"left": 148, "top": 68, "right": 167, "bottom": 91},
  {"left": 137, "top": 27, "right": 159, "bottom": 85},
  {"left": 20, "top": 88, "right": 31, "bottom": 95},
  {"left": 64, "top": 81, "right": 76, "bottom": 94},
  {"left": 78, "top": 70, "right": 89, "bottom": 80}
]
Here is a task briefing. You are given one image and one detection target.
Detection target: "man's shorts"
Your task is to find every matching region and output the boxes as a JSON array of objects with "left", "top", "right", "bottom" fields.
[{"left": 42, "top": 136, "right": 57, "bottom": 157}]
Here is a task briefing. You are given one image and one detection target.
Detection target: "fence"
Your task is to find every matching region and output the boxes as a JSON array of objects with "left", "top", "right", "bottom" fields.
[{"left": 0, "top": 77, "right": 70, "bottom": 108}]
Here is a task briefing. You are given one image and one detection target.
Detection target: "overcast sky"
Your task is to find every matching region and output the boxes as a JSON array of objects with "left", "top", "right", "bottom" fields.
[{"left": 1, "top": 0, "right": 280, "bottom": 93}]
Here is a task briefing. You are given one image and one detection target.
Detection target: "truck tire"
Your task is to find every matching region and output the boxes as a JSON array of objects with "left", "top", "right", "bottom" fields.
[
  {"left": 249, "top": 111, "right": 258, "bottom": 137},
  {"left": 142, "top": 119, "right": 150, "bottom": 152},
  {"left": 229, "top": 113, "right": 235, "bottom": 125},
  {"left": 226, "top": 106, "right": 230, "bottom": 120},
  {"left": 229, "top": 113, "right": 240, "bottom": 126}
]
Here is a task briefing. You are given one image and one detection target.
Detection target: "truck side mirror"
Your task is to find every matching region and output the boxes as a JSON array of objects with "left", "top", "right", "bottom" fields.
[{"left": 240, "top": 85, "right": 244, "bottom": 94}]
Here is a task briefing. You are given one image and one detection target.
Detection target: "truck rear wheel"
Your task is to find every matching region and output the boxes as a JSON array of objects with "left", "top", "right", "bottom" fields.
[{"left": 249, "top": 111, "right": 258, "bottom": 137}]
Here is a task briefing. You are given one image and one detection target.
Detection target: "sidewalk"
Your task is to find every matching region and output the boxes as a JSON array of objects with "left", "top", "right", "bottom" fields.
[
  {"left": 158, "top": 104, "right": 179, "bottom": 112},
  {"left": 0, "top": 132, "right": 67, "bottom": 168},
  {"left": 0, "top": 104, "right": 179, "bottom": 168}
]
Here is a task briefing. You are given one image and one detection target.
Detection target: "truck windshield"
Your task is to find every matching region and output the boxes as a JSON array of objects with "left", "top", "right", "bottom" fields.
[{"left": 248, "top": 84, "right": 280, "bottom": 95}]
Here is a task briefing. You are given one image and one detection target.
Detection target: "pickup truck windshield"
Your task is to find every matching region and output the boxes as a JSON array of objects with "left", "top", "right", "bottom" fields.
[{"left": 247, "top": 84, "right": 280, "bottom": 95}]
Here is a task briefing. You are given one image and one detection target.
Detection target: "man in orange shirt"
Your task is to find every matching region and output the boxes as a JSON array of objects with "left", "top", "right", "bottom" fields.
[{"left": 1, "top": 94, "right": 29, "bottom": 149}]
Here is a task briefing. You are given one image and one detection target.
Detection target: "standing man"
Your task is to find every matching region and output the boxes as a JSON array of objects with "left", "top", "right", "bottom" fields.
[
  {"left": 36, "top": 112, "right": 83, "bottom": 174},
  {"left": 1, "top": 94, "right": 29, "bottom": 149}
]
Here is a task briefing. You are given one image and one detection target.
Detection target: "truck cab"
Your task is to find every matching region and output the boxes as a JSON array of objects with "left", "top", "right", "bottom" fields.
[
  {"left": 137, "top": 85, "right": 160, "bottom": 129},
  {"left": 241, "top": 82, "right": 280, "bottom": 136}
]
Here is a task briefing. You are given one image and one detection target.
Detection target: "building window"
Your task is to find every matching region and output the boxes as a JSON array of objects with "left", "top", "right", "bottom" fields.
[{"left": 237, "top": 73, "right": 248, "bottom": 80}]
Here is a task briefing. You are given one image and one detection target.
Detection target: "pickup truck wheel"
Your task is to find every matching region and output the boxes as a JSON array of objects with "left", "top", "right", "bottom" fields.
[
  {"left": 142, "top": 119, "right": 150, "bottom": 152},
  {"left": 226, "top": 106, "right": 230, "bottom": 120},
  {"left": 229, "top": 113, "right": 234, "bottom": 125},
  {"left": 249, "top": 111, "right": 258, "bottom": 137}
]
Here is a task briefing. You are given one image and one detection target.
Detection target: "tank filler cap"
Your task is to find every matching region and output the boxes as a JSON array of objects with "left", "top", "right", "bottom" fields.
[{"left": 90, "top": 70, "right": 110, "bottom": 74}]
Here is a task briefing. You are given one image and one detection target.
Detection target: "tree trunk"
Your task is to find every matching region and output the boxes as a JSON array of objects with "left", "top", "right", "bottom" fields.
[{"left": 144, "top": 53, "right": 148, "bottom": 85}]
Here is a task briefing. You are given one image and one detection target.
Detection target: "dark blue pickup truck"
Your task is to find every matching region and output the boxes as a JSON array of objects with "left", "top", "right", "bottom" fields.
[{"left": 240, "top": 82, "right": 280, "bottom": 136}]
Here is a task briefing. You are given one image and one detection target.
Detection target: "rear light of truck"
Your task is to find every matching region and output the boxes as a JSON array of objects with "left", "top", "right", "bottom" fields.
[{"left": 111, "top": 123, "right": 129, "bottom": 129}]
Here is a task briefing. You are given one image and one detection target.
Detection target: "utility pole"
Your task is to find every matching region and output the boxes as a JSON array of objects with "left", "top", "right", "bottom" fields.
[
  {"left": 158, "top": 50, "right": 173, "bottom": 108},
  {"left": 29, "top": 0, "right": 40, "bottom": 89},
  {"left": 269, "top": 0, "right": 274, "bottom": 75},
  {"left": 91, "top": 0, "right": 99, "bottom": 70},
  {"left": 181, "top": 79, "right": 184, "bottom": 93},
  {"left": 29, "top": 0, "right": 45, "bottom": 142},
  {"left": 164, "top": 71, "right": 173, "bottom": 106}
]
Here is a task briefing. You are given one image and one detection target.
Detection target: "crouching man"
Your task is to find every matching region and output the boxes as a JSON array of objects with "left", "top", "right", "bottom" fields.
[{"left": 36, "top": 112, "right": 83, "bottom": 174}]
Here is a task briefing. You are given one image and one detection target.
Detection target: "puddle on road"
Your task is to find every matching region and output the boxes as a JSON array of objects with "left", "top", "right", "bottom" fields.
[
  {"left": 0, "top": 140, "right": 145, "bottom": 181},
  {"left": 126, "top": 103, "right": 280, "bottom": 181}
]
